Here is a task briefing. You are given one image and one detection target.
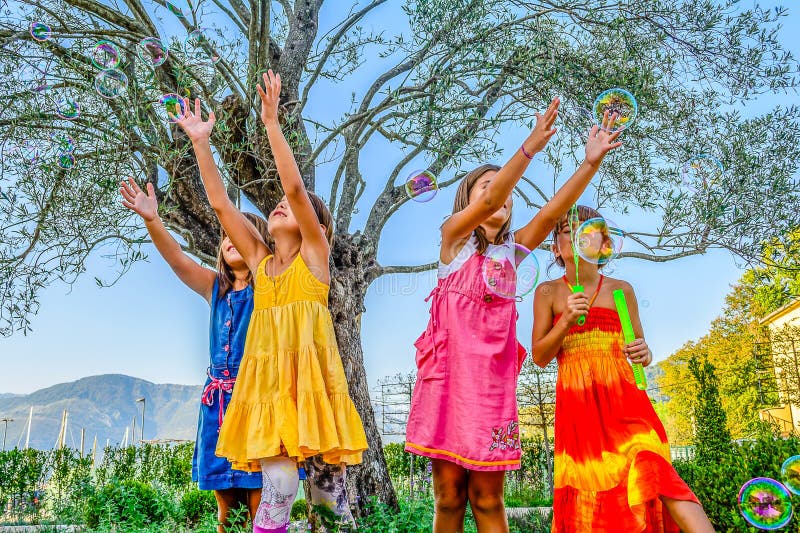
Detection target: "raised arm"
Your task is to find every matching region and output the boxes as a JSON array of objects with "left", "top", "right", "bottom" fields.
[
  {"left": 120, "top": 178, "right": 216, "bottom": 301},
  {"left": 258, "top": 70, "right": 330, "bottom": 269},
  {"left": 441, "top": 98, "right": 560, "bottom": 249},
  {"left": 176, "top": 98, "right": 270, "bottom": 273},
  {"left": 515, "top": 111, "right": 624, "bottom": 251}
]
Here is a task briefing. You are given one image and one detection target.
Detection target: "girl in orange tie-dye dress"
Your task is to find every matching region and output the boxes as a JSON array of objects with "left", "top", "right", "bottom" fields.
[{"left": 531, "top": 206, "right": 714, "bottom": 533}]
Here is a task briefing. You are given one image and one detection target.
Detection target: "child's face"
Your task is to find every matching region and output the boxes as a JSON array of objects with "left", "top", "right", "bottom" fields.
[
  {"left": 220, "top": 235, "right": 247, "bottom": 269},
  {"left": 553, "top": 220, "right": 577, "bottom": 262},
  {"left": 468, "top": 170, "right": 513, "bottom": 226},
  {"left": 268, "top": 195, "right": 300, "bottom": 235}
]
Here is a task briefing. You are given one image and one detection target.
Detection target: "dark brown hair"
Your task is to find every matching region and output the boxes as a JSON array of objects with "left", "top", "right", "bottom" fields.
[
  {"left": 551, "top": 205, "right": 605, "bottom": 268},
  {"left": 307, "top": 192, "right": 334, "bottom": 246},
  {"left": 216, "top": 212, "right": 270, "bottom": 298},
  {"left": 451, "top": 163, "right": 512, "bottom": 255}
]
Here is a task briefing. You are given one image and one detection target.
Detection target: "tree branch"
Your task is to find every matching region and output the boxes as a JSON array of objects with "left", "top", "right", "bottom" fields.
[
  {"left": 62, "top": 0, "right": 146, "bottom": 34},
  {"left": 300, "top": 0, "right": 388, "bottom": 111},
  {"left": 363, "top": 58, "right": 514, "bottom": 245},
  {"left": 379, "top": 262, "right": 437, "bottom": 276}
]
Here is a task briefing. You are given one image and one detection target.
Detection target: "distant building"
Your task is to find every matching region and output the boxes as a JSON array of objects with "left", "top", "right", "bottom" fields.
[{"left": 758, "top": 298, "right": 800, "bottom": 436}]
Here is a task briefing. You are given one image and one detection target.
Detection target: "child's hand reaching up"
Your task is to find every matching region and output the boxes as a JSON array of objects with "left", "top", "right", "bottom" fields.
[
  {"left": 120, "top": 178, "right": 158, "bottom": 222},
  {"left": 522, "top": 97, "right": 560, "bottom": 156},
  {"left": 584, "top": 111, "right": 624, "bottom": 166},
  {"left": 257, "top": 69, "right": 281, "bottom": 128},
  {"left": 175, "top": 98, "right": 216, "bottom": 143}
]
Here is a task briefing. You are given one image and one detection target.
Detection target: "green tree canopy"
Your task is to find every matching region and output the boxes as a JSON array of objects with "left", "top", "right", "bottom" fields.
[{"left": 657, "top": 229, "right": 800, "bottom": 443}]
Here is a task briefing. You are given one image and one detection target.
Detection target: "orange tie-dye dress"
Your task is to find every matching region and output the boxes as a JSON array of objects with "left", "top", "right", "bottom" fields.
[{"left": 551, "top": 303, "right": 699, "bottom": 532}]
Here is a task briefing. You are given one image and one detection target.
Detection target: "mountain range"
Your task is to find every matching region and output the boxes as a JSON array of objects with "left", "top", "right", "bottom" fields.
[{"left": 0, "top": 374, "right": 201, "bottom": 451}]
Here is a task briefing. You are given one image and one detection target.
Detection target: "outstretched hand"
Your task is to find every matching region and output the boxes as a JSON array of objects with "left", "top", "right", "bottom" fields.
[
  {"left": 120, "top": 177, "right": 158, "bottom": 222},
  {"left": 174, "top": 98, "right": 216, "bottom": 143},
  {"left": 523, "top": 97, "right": 560, "bottom": 155},
  {"left": 584, "top": 111, "right": 624, "bottom": 165},
  {"left": 256, "top": 69, "right": 281, "bottom": 127}
]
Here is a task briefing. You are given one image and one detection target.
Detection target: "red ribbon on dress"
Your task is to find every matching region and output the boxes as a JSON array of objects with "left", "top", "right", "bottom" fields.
[{"left": 201, "top": 371, "right": 236, "bottom": 430}]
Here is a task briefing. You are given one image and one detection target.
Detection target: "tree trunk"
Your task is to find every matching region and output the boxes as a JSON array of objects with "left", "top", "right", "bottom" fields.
[{"left": 328, "top": 235, "right": 398, "bottom": 516}]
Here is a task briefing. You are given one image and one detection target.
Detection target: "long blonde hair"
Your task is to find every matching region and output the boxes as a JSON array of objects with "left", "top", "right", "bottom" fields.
[
  {"left": 451, "top": 163, "right": 512, "bottom": 255},
  {"left": 215, "top": 212, "right": 270, "bottom": 297}
]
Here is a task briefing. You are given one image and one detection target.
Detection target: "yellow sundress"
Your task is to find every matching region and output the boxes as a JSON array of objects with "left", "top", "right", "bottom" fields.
[{"left": 216, "top": 253, "right": 368, "bottom": 471}]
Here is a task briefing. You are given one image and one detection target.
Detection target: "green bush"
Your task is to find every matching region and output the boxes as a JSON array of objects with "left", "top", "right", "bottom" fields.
[
  {"left": 504, "top": 484, "right": 552, "bottom": 508},
  {"left": 357, "top": 496, "right": 439, "bottom": 533},
  {"left": 291, "top": 498, "right": 308, "bottom": 520},
  {"left": 383, "top": 442, "right": 431, "bottom": 481},
  {"left": 179, "top": 488, "right": 217, "bottom": 526},
  {"left": 94, "top": 442, "right": 194, "bottom": 491},
  {"left": 84, "top": 479, "right": 172, "bottom": 528},
  {"left": 508, "top": 509, "right": 552, "bottom": 533},
  {"left": 675, "top": 428, "right": 800, "bottom": 531}
]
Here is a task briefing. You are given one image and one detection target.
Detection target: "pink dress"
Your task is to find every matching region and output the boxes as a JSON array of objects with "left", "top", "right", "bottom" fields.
[{"left": 405, "top": 235, "right": 527, "bottom": 471}]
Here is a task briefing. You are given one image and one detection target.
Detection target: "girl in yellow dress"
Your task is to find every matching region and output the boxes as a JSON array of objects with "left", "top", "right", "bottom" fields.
[{"left": 175, "top": 69, "right": 368, "bottom": 532}]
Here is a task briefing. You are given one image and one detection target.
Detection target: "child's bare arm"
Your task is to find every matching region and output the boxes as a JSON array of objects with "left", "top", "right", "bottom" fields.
[
  {"left": 442, "top": 98, "right": 560, "bottom": 257},
  {"left": 258, "top": 70, "right": 330, "bottom": 280},
  {"left": 176, "top": 98, "right": 270, "bottom": 273},
  {"left": 120, "top": 178, "right": 216, "bottom": 301},
  {"left": 515, "top": 111, "right": 623, "bottom": 252},
  {"left": 531, "top": 283, "right": 589, "bottom": 367},
  {"left": 619, "top": 281, "right": 652, "bottom": 366}
]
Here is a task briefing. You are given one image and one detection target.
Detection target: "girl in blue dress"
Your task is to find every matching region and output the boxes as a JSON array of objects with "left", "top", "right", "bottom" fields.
[{"left": 120, "top": 178, "right": 266, "bottom": 532}]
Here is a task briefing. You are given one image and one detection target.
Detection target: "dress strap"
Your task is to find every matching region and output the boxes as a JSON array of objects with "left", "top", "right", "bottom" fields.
[{"left": 561, "top": 275, "right": 604, "bottom": 307}]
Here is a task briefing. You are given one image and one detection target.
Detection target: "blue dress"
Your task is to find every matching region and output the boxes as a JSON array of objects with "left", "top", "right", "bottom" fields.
[{"left": 191, "top": 279, "right": 262, "bottom": 491}]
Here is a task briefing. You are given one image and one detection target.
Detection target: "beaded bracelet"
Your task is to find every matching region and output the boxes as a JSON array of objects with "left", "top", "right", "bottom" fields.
[{"left": 520, "top": 144, "right": 534, "bottom": 160}]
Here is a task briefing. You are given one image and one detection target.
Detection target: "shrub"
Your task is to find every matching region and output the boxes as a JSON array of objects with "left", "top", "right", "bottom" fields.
[
  {"left": 179, "top": 488, "right": 217, "bottom": 526},
  {"left": 675, "top": 428, "right": 800, "bottom": 531},
  {"left": 291, "top": 498, "right": 308, "bottom": 520},
  {"left": 84, "top": 479, "right": 171, "bottom": 528},
  {"left": 508, "top": 509, "right": 552, "bottom": 533}
]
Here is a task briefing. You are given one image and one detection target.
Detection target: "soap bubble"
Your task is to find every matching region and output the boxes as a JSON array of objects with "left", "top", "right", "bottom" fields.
[
  {"left": 681, "top": 154, "right": 724, "bottom": 194},
  {"left": 92, "top": 40, "right": 121, "bottom": 70},
  {"left": 592, "top": 88, "right": 637, "bottom": 132},
  {"left": 781, "top": 455, "right": 800, "bottom": 495},
  {"left": 738, "top": 477, "right": 793, "bottom": 530},
  {"left": 57, "top": 153, "right": 76, "bottom": 169},
  {"left": 573, "top": 217, "right": 624, "bottom": 265},
  {"left": 158, "top": 93, "right": 187, "bottom": 122},
  {"left": 185, "top": 29, "right": 221, "bottom": 65},
  {"left": 55, "top": 98, "right": 80, "bottom": 120},
  {"left": 137, "top": 37, "right": 168, "bottom": 67},
  {"left": 404, "top": 170, "right": 438, "bottom": 202},
  {"left": 482, "top": 243, "right": 539, "bottom": 300},
  {"left": 29, "top": 22, "right": 52, "bottom": 42},
  {"left": 94, "top": 69, "right": 128, "bottom": 99}
]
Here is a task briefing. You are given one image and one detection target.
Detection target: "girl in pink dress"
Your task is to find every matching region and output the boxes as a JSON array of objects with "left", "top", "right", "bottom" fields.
[{"left": 405, "top": 104, "right": 624, "bottom": 532}]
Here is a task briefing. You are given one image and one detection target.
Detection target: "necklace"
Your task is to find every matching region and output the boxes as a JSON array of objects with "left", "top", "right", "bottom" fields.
[{"left": 562, "top": 275, "right": 604, "bottom": 308}]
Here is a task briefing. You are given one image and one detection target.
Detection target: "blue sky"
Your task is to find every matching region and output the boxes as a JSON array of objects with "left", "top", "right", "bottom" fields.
[{"left": 1, "top": 1, "right": 798, "bottom": 399}]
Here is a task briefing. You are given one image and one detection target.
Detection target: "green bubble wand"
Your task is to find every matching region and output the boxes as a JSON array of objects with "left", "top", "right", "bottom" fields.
[
  {"left": 568, "top": 204, "right": 586, "bottom": 326},
  {"left": 613, "top": 289, "right": 648, "bottom": 390}
]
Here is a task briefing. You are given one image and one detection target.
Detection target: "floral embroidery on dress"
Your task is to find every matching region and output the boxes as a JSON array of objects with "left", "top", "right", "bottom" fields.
[{"left": 489, "top": 420, "right": 520, "bottom": 451}]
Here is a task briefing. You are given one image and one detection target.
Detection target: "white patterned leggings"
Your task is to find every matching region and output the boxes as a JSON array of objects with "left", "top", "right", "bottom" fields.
[{"left": 252, "top": 456, "right": 354, "bottom": 533}]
